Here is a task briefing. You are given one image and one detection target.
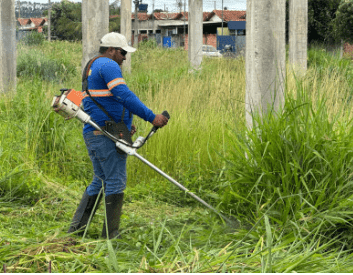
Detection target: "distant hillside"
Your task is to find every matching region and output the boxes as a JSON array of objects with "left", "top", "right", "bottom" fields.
[{"left": 15, "top": 1, "right": 50, "bottom": 18}]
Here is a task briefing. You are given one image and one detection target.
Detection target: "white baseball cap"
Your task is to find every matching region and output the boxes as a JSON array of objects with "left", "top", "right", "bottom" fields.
[{"left": 100, "top": 32, "right": 136, "bottom": 53}]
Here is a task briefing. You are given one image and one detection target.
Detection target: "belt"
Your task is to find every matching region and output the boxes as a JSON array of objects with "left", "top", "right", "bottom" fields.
[{"left": 93, "top": 126, "right": 106, "bottom": 135}]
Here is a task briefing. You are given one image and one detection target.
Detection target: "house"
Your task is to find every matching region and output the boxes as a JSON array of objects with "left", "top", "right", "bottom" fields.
[
  {"left": 17, "top": 17, "right": 48, "bottom": 33},
  {"left": 16, "top": 17, "right": 48, "bottom": 40},
  {"left": 130, "top": 10, "right": 246, "bottom": 51}
]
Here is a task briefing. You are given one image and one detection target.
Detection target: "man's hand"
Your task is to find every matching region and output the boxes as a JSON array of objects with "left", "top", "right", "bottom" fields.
[
  {"left": 130, "top": 125, "right": 136, "bottom": 136},
  {"left": 152, "top": 114, "right": 168, "bottom": 128}
]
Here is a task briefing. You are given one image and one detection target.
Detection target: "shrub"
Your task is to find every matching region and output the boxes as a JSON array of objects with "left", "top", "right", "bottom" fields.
[
  {"left": 138, "top": 38, "right": 158, "bottom": 50},
  {"left": 21, "top": 31, "right": 45, "bottom": 46},
  {"left": 17, "top": 49, "right": 76, "bottom": 82}
]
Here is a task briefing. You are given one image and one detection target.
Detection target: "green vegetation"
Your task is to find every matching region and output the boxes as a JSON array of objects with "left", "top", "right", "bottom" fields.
[
  {"left": 17, "top": 42, "right": 77, "bottom": 82},
  {"left": 335, "top": 0, "right": 353, "bottom": 44},
  {"left": 20, "top": 31, "right": 45, "bottom": 46},
  {"left": 308, "top": 0, "right": 341, "bottom": 43},
  {"left": 1, "top": 41, "right": 353, "bottom": 272},
  {"left": 48, "top": 1, "right": 120, "bottom": 41}
]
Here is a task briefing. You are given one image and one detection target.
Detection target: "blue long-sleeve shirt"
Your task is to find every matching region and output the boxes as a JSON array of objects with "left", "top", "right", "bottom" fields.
[{"left": 82, "top": 57, "right": 156, "bottom": 134}]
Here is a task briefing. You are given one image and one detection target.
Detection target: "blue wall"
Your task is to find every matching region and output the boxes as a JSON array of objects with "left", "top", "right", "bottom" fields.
[
  {"left": 228, "top": 21, "right": 246, "bottom": 30},
  {"left": 217, "top": 35, "right": 245, "bottom": 53}
]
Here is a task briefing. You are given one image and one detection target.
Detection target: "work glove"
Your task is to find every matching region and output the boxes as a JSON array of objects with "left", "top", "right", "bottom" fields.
[{"left": 152, "top": 114, "right": 168, "bottom": 128}]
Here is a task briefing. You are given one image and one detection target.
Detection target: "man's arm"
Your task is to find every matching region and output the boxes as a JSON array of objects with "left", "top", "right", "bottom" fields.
[{"left": 100, "top": 61, "right": 156, "bottom": 123}]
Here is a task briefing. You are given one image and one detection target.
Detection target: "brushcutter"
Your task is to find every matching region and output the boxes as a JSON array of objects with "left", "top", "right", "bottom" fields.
[{"left": 51, "top": 88, "right": 239, "bottom": 227}]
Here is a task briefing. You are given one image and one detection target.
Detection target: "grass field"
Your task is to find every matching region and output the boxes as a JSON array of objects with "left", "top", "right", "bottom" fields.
[{"left": 1, "top": 39, "right": 353, "bottom": 272}]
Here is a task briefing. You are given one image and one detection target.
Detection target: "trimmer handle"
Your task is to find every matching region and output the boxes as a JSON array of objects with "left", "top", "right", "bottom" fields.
[{"left": 152, "top": 110, "right": 170, "bottom": 132}]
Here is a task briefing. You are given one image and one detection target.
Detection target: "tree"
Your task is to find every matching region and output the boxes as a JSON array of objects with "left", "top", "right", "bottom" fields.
[
  {"left": 109, "top": 16, "right": 120, "bottom": 32},
  {"left": 335, "top": 0, "right": 353, "bottom": 44},
  {"left": 109, "top": 4, "right": 121, "bottom": 32},
  {"left": 109, "top": 4, "right": 120, "bottom": 15},
  {"left": 50, "top": 1, "right": 120, "bottom": 41},
  {"left": 307, "top": 0, "right": 341, "bottom": 43},
  {"left": 51, "top": 1, "right": 82, "bottom": 40}
]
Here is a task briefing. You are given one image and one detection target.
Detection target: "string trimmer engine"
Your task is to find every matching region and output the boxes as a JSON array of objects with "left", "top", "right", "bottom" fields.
[{"left": 51, "top": 89, "right": 90, "bottom": 123}]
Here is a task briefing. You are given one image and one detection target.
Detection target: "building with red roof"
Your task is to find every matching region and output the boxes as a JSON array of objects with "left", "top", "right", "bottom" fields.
[
  {"left": 131, "top": 10, "right": 246, "bottom": 51},
  {"left": 17, "top": 17, "right": 48, "bottom": 33}
]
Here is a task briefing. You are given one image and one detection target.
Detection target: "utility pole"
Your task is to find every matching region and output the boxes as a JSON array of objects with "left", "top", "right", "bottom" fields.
[
  {"left": 245, "top": 0, "right": 286, "bottom": 129},
  {"left": 152, "top": 0, "right": 155, "bottom": 36},
  {"left": 188, "top": 0, "right": 203, "bottom": 71},
  {"left": 214, "top": 1, "right": 216, "bottom": 10},
  {"left": 48, "top": 0, "right": 51, "bottom": 41},
  {"left": 0, "top": 0, "right": 17, "bottom": 94},
  {"left": 221, "top": 0, "right": 223, "bottom": 35},
  {"left": 121, "top": 0, "right": 132, "bottom": 73},
  {"left": 82, "top": 0, "right": 109, "bottom": 74},
  {"left": 289, "top": 0, "right": 308, "bottom": 75},
  {"left": 183, "top": 0, "right": 186, "bottom": 49},
  {"left": 133, "top": 0, "right": 139, "bottom": 47},
  {"left": 18, "top": 0, "right": 20, "bottom": 18}
]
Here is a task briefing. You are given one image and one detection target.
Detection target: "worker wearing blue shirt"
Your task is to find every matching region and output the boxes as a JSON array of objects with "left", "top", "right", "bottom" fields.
[{"left": 68, "top": 32, "right": 168, "bottom": 239}]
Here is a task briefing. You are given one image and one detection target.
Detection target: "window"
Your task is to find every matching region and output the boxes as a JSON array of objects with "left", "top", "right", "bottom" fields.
[{"left": 238, "top": 29, "right": 245, "bottom": 36}]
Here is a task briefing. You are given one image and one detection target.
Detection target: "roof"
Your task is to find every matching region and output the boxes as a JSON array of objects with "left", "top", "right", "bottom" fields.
[
  {"left": 30, "top": 18, "right": 46, "bottom": 27},
  {"left": 109, "top": 15, "right": 120, "bottom": 19},
  {"left": 210, "top": 10, "right": 246, "bottom": 21},
  {"left": 17, "top": 18, "right": 31, "bottom": 26},
  {"left": 17, "top": 17, "right": 47, "bottom": 27},
  {"left": 132, "top": 13, "right": 152, "bottom": 20},
  {"left": 153, "top": 12, "right": 182, "bottom": 20},
  {"left": 132, "top": 10, "right": 246, "bottom": 22}
]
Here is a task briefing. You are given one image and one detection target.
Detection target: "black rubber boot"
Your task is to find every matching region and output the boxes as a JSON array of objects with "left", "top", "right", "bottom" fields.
[
  {"left": 67, "top": 188, "right": 102, "bottom": 235},
  {"left": 102, "top": 193, "right": 124, "bottom": 239}
]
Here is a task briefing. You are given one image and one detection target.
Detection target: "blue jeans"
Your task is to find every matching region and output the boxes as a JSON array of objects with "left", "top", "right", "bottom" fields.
[{"left": 83, "top": 131, "right": 127, "bottom": 196}]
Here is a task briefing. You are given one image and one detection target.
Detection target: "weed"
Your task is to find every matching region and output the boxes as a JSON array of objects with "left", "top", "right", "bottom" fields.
[
  {"left": 17, "top": 46, "right": 76, "bottom": 82},
  {"left": 20, "top": 31, "right": 45, "bottom": 46}
]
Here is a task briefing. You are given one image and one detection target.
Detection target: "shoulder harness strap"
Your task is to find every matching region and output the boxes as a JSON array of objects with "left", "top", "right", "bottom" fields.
[{"left": 82, "top": 56, "right": 126, "bottom": 123}]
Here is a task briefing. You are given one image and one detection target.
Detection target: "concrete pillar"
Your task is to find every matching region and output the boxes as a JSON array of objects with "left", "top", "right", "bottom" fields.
[
  {"left": 0, "top": 0, "right": 16, "bottom": 94},
  {"left": 289, "top": 0, "right": 308, "bottom": 75},
  {"left": 120, "top": 0, "right": 132, "bottom": 73},
  {"left": 245, "top": 0, "right": 286, "bottom": 128},
  {"left": 82, "top": 0, "right": 109, "bottom": 72},
  {"left": 188, "top": 0, "right": 203, "bottom": 70}
]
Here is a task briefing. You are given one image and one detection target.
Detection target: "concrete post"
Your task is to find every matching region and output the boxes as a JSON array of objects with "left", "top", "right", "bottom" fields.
[
  {"left": 289, "top": 0, "right": 308, "bottom": 75},
  {"left": 121, "top": 0, "right": 132, "bottom": 73},
  {"left": 245, "top": 0, "right": 286, "bottom": 128},
  {"left": 188, "top": 0, "right": 203, "bottom": 70},
  {"left": 82, "top": 0, "right": 109, "bottom": 73},
  {"left": 0, "top": 0, "right": 16, "bottom": 94}
]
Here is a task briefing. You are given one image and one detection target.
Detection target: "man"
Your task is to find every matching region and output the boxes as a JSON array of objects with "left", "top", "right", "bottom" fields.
[{"left": 67, "top": 32, "right": 168, "bottom": 239}]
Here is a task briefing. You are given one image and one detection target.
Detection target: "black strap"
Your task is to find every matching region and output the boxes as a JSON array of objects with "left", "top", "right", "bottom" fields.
[{"left": 82, "top": 56, "right": 125, "bottom": 123}]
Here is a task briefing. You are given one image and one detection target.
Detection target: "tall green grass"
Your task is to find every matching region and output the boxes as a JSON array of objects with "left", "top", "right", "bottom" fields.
[
  {"left": 222, "top": 61, "right": 353, "bottom": 248},
  {"left": 1, "top": 40, "right": 353, "bottom": 272}
]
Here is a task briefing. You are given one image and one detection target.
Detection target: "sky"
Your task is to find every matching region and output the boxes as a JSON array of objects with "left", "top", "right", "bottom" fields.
[{"left": 30, "top": 0, "right": 246, "bottom": 12}]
